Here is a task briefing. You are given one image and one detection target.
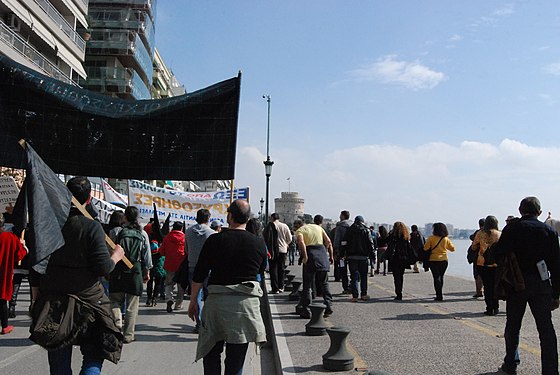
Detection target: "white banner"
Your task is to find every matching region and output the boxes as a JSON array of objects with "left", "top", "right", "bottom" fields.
[
  {"left": 91, "top": 196, "right": 123, "bottom": 225},
  {"left": 0, "top": 176, "right": 19, "bottom": 213},
  {"left": 127, "top": 180, "right": 249, "bottom": 227},
  {"left": 102, "top": 179, "right": 128, "bottom": 206}
]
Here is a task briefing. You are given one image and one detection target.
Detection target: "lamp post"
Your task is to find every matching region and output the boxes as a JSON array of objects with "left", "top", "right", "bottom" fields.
[{"left": 263, "top": 94, "right": 273, "bottom": 225}]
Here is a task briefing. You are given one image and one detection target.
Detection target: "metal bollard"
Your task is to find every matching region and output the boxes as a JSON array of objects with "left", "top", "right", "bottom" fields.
[
  {"left": 305, "top": 303, "right": 328, "bottom": 336},
  {"left": 322, "top": 327, "right": 354, "bottom": 371},
  {"left": 289, "top": 280, "right": 302, "bottom": 301}
]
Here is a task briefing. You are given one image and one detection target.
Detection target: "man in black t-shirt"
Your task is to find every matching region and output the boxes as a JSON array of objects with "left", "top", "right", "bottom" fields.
[{"left": 188, "top": 199, "right": 267, "bottom": 375}]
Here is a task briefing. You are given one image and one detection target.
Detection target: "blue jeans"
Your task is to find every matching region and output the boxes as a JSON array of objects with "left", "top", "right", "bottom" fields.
[
  {"left": 348, "top": 259, "right": 369, "bottom": 298},
  {"left": 48, "top": 345, "right": 103, "bottom": 375},
  {"left": 504, "top": 274, "right": 558, "bottom": 375},
  {"left": 203, "top": 341, "right": 249, "bottom": 375}
]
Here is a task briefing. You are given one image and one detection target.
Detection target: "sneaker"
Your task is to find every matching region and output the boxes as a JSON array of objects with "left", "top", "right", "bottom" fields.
[
  {"left": 497, "top": 364, "right": 517, "bottom": 375},
  {"left": 174, "top": 302, "right": 183, "bottom": 310},
  {"left": 166, "top": 300, "right": 174, "bottom": 313},
  {"left": 8, "top": 306, "right": 16, "bottom": 319},
  {"left": 361, "top": 295, "right": 370, "bottom": 301},
  {"left": 351, "top": 297, "right": 359, "bottom": 302},
  {"left": 472, "top": 293, "right": 483, "bottom": 298},
  {"left": 123, "top": 337, "right": 135, "bottom": 344},
  {"left": 434, "top": 296, "right": 443, "bottom": 301},
  {"left": 394, "top": 295, "right": 402, "bottom": 301},
  {"left": 342, "top": 290, "right": 352, "bottom": 295},
  {"left": 1, "top": 326, "right": 14, "bottom": 335},
  {"left": 278, "top": 288, "right": 284, "bottom": 293},
  {"left": 323, "top": 309, "right": 333, "bottom": 318}
]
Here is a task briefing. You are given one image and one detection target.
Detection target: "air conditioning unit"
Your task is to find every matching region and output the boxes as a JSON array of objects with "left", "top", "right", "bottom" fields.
[{"left": 8, "top": 14, "right": 21, "bottom": 32}]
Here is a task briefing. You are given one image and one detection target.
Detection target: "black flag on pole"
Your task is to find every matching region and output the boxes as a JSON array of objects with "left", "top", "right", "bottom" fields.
[{"left": 12, "top": 141, "right": 72, "bottom": 274}]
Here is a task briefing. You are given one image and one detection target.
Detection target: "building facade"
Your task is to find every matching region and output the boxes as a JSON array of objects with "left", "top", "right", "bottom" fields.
[
  {"left": 0, "top": 0, "right": 88, "bottom": 84},
  {"left": 274, "top": 192, "right": 304, "bottom": 227}
]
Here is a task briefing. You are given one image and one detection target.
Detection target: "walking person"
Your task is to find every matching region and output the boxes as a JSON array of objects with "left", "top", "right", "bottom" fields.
[
  {"left": 340, "top": 215, "right": 375, "bottom": 302},
  {"left": 108, "top": 206, "right": 152, "bottom": 343},
  {"left": 493, "top": 197, "right": 560, "bottom": 375},
  {"left": 472, "top": 215, "right": 501, "bottom": 315},
  {"left": 376, "top": 226, "right": 389, "bottom": 275},
  {"left": 145, "top": 232, "right": 165, "bottom": 307},
  {"left": 188, "top": 199, "right": 267, "bottom": 375},
  {"left": 469, "top": 218, "right": 485, "bottom": 298},
  {"left": 185, "top": 208, "right": 215, "bottom": 333},
  {"left": 423, "top": 222, "right": 455, "bottom": 301},
  {"left": 160, "top": 222, "right": 186, "bottom": 312},
  {"left": 333, "top": 210, "right": 352, "bottom": 294},
  {"left": 387, "top": 222, "right": 413, "bottom": 301},
  {"left": 296, "top": 215, "right": 334, "bottom": 318},
  {"left": 288, "top": 230, "right": 297, "bottom": 266},
  {"left": 409, "top": 225, "right": 425, "bottom": 273},
  {"left": 0, "top": 213, "right": 27, "bottom": 334},
  {"left": 263, "top": 213, "right": 292, "bottom": 294}
]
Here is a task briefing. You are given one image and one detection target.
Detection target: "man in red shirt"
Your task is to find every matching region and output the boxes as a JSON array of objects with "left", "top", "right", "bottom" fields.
[{"left": 159, "top": 222, "right": 186, "bottom": 312}]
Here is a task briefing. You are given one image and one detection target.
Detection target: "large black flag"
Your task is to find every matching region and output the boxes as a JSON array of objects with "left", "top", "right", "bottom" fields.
[
  {"left": 0, "top": 56, "right": 241, "bottom": 181},
  {"left": 12, "top": 142, "right": 72, "bottom": 274}
]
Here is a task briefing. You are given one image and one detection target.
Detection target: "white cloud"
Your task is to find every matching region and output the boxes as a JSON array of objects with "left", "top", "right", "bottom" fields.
[
  {"left": 349, "top": 55, "right": 447, "bottom": 90},
  {"left": 449, "top": 34, "right": 463, "bottom": 42},
  {"left": 494, "top": 4, "right": 515, "bottom": 17},
  {"left": 544, "top": 62, "right": 560, "bottom": 76},
  {"left": 235, "top": 140, "right": 560, "bottom": 229}
]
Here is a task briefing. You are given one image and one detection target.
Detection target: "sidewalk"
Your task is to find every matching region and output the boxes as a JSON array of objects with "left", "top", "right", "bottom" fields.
[{"left": 269, "top": 265, "right": 553, "bottom": 375}]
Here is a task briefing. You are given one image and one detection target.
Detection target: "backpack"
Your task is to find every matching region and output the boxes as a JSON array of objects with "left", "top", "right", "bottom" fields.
[
  {"left": 116, "top": 226, "right": 145, "bottom": 273},
  {"left": 110, "top": 226, "right": 145, "bottom": 295}
]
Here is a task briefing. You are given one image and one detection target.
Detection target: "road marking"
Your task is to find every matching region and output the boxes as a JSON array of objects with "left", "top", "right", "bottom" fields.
[
  {"left": 369, "top": 279, "right": 542, "bottom": 357},
  {"left": 0, "top": 345, "right": 41, "bottom": 370}
]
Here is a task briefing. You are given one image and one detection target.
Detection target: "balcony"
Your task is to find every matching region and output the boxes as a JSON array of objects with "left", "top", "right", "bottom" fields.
[
  {"left": 89, "top": 0, "right": 157, "bottom": 21},
  {"left": 0, "top": 20, "right": 74, "bottom": 84},
  {"left": 78, "top": 66, "right": 151, "bottom": 99},
  {"left": 33, "top": 0, "right": 86, "bottom": 52}
]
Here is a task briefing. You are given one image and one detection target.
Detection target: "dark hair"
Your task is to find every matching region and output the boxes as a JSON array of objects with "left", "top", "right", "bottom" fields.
[
  {"left": 483, "top": 215, "right": 499, "bottom": 233},
  {"left": 271, "top": 213, "right": 280, "bottom": 221},
  {"left": 478, "top": 218, "right": 485, "bottom": 228},
  {"left": 124, "top": 206, "right": 141, "bottom": 230},
  {"left": 108, "top": 210, "right": 125, "bottom": 230},
  {"left": 340, "top": 210, "right": 350, "bottom": 220},
  {"left": 432, "top": 222, "right": 448, "bottom": 237},
  {"left": 411, "top": 224, "right": 418, "bottom": 231},
  {"left": 196, "top": 209, "right": 211, "bottom": 224},
  {"left": 172, "top": 221, "right": 183, "bottom": 231},
  {"left": 378, "top": 225, "right": 388, "bottom": 238},
  {"left": 313, "top": 215, "right": 323, "bottom": 225},
  {"left": 519, "top": 196, "right": 541, "bottom": 216},
  {"left": 0, "top": 212, "right": 4, "bottom": 228},
  {"left": 67, "top": 176, "right": 91, "bottom": 204},
  {"left": 227, "top": 199, "right": 251, "bottom": 224},
  {"left": 246, "top": 218, "right": 262, "bottom": 236},
  {"left": 293, "top": 219, "right": 304, "bottom": 229},
  {"left": 393, "top": 222, "right": 410, "bottom": 241}
]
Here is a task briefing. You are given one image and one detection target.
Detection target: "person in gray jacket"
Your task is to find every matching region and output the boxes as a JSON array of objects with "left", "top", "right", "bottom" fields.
[{"left": 185, "top": 208, "right": 215, "bottom": 333}]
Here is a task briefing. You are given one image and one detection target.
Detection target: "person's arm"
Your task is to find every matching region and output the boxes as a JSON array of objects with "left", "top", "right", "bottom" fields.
[
  {"left": 187, "top": 282, "right": 203, "bottom": 321},
  {"left": 297, "top": 234, "right": 307, "bottom": 264},
  {"left": 141, "top": 231, "right": 152, "bottom": 282},
  {"left": 322, "top": 229, "right": 334, "bottom": 264}
]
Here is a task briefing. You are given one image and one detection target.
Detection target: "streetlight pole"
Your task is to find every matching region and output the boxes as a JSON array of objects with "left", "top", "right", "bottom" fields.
[{"left": 263, "top": 95, "right": 274, "bottom": 225}]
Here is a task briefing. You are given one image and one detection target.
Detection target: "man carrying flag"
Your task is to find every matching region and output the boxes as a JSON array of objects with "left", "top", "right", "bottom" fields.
[{"left": 14, "top": 142, "right": 125, "bottom": 374}]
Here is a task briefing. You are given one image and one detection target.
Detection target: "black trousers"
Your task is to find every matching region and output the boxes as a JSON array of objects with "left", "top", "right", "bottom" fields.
[
  {"left": 429, "top": 261, "right": 448, "bottom": 299},
  {"left": 392, "top": 265, "right": 406, "bottom": 298},
  {"left": 269, "top": 252, "right": 287, "bottom": 292}
]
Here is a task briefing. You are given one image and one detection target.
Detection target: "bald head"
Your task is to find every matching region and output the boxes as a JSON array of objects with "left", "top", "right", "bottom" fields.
[{"left": 228, "top": 199, "right": 251, "bottom": 224}]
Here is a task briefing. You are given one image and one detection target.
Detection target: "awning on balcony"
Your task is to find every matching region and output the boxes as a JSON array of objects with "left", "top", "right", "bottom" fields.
[
  {"left": 2, "top": 0, "right": 55, "bottom": 49},
  {"left": 56, "top": 42, "right": 86, "bottom": 78}
]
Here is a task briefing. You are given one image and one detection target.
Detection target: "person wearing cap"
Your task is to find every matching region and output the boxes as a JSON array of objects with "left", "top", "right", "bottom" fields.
[
  {"left": 492, "top": 197, "right": 560, "bottom": 375},
  {"left": 340, "top": 215, "right": 376, "bottom": 302},
  {"left": 33, "top": 176, "right": 125, "bottom": 374},
  {"left": 210, "top": 220, "right": 222, "bottom": 233}
]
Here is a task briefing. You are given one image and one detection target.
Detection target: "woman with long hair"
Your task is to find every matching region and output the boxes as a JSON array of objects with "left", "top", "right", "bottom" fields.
[
  {"left": 387, "top": 222, "right": 411, "bottom": 300},
  {"left": 472, "top": 215, "right": 501, "bottom": 315},
  {"left": 423, "top": 222, "right": 455, "bottom": 301},
  {"left": 376, "top": 226, "right": 389, "bottom": 276}
]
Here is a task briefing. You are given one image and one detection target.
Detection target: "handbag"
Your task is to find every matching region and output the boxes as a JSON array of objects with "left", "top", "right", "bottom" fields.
[
  {"left": 421, "top": 236, "right": 444, "bottom": 270},
  {"left": 467, "top": 244, "right": 478, "bottom": 264}
]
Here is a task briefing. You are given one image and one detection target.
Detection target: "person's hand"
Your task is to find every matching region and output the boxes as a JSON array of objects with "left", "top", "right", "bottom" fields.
[
  {"left": 111, "top": 244, "right": 125, "bottom": 264},
  {"left": 143, "top": 270, "right": 150, "bottom": 283},
  {"left": 188, "top": 300, "right": 199, "bottom": 322},
  {"left": 329, "top": 256, "right": 334, "bottom": 264},
  {"left": 302, "top": 255, "right": 308, "bottom": 265},
  {"left": 552, "top": 298, "right": 560, "bottom": 311}
]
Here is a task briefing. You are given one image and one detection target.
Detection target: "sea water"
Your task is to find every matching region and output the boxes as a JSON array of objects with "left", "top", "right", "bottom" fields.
[{"left": 446, "top": 238, "right": 474, "bottom": 280}]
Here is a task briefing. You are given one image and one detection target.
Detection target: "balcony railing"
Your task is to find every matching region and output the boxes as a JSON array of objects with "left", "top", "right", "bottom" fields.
[
  {"left": 79, "top": 66, "right": 150, "bottom": 99},
  {"left": 89, "top": 0, "right": 157, "bottom": 21},
  {"left": 34, "top": 0, "right": 86, "bottom": 52},
  {"left": 0, "top": 20, "right": 74, "bottom": 84}
]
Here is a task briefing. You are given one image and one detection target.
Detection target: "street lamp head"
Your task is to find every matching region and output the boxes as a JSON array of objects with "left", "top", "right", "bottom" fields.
[{"left": 264, "top": 158, "right": 274, "bottom": 177}]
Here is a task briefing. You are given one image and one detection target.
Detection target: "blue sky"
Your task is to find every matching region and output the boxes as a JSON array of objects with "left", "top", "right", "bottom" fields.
[{"left": 155, "top": 1, "right": 560, "bottom": 229}]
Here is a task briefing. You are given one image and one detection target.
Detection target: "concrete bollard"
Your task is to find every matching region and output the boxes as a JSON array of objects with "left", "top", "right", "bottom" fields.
[
  {"left": 322, "top": 327, "right": 354, "bottom": 371},
  {"left": 305, "top": 303, "right": 328, "bottom": 336},
  {"left": 289, "top": 280, "right": 302, "bottom": 301},
  {"left": 284, "top": 274, "right": 296, "bottom": 290}
]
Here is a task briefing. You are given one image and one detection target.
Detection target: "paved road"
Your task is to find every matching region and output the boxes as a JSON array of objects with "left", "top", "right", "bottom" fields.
[{"left": 272, "top": 265, "right": 557, "bottom": 375}]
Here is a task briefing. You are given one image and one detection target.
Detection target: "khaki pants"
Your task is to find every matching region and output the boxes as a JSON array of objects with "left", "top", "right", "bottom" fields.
[
  {"left": 165, "top": 272, "right": 185, "bottom": 303},
  {"left": 110, "top": 292, "right": 140, "bottom": 341}
]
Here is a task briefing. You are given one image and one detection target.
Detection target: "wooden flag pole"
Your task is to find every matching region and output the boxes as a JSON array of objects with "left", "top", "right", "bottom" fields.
[
  {"left": 71, "top": 196, "right": 133, "bottom": 269},
  {"left": 18, "top": 139, "right": 133, "bottom": 269}
]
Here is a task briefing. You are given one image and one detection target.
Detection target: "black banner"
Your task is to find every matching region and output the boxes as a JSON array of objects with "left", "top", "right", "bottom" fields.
[{"left": 0, "top": 56, "right": 240, "bottom": 181}]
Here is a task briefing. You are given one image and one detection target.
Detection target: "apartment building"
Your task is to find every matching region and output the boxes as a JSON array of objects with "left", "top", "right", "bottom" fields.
[{"left": 0, "top": 0, "right": 88, "bottom": 84}]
